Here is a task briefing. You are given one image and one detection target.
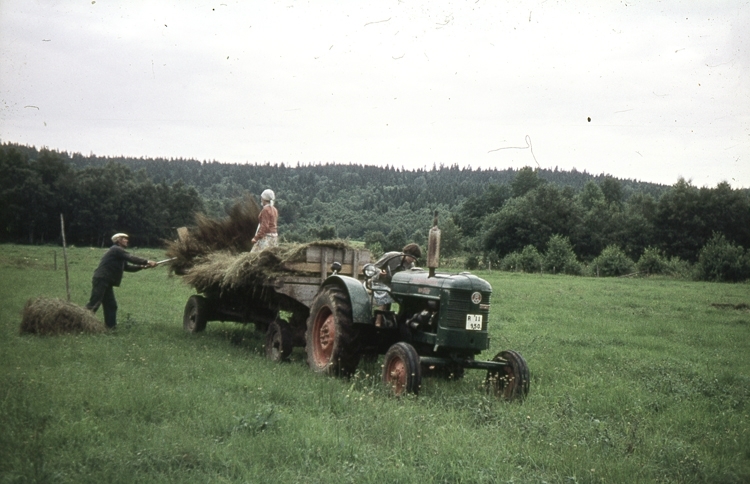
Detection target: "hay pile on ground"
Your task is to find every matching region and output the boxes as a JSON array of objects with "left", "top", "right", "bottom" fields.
[
  {"left": 164, "top": 194, "right": 261, "bottom": 274},
  {"left": 182, "top": 240, "right": 353, "bottom": 294},
  {"left": 20, "top": 297, "right": 105, "bottom": 335}
]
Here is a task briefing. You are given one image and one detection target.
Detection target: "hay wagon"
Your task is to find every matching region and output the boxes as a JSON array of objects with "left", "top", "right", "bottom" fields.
[{"left": 181, "top": 244, "right": 371, "bottom": 361}]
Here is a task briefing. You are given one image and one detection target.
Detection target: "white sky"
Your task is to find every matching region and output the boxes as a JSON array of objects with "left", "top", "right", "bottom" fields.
[{"left": 1, "top": 1, "right": 748, "bottom": 188}]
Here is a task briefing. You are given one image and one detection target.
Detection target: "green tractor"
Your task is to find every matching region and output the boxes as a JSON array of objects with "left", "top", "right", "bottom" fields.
[{"left": 305, "top": 214, "right": 529, "bottom": 400}]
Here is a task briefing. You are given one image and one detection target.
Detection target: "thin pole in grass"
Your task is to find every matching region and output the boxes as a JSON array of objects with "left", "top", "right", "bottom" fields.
[{"left": 60, "top": 213, "right": 71, "bottom": 302}]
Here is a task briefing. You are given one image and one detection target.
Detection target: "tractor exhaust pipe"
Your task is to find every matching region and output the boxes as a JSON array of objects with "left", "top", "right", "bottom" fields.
[{"left": 427, "top": 210, "right": 441, "bottom": 278}]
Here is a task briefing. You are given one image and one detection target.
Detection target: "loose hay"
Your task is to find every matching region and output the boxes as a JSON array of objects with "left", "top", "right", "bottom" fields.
[
  {"left": 20, "top": 297, "right": 105, "bottom": 335},
  {"left": 182, "top": 240, "right": 354, "bottom": 294},
  {"left": 164, "top": 194, "right": 261, "bottom": 274},
  {"left": 162, "top": 194, "right": 359, "bottom": 294}
]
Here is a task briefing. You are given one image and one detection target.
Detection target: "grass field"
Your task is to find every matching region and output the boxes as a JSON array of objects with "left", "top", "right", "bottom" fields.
[{"left": 1, "top": 243, "right": 749, "bottom": 483}]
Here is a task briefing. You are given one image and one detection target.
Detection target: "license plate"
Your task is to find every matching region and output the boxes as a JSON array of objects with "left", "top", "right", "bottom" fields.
[{"left": 465, "top": 314, "right": 482, "bottom": 330}]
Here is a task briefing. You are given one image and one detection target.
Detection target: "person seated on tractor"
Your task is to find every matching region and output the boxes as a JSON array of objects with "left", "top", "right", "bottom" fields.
[
  {"left": 374, "top": 243, "right": 422, "bottom": 284},
  {"left": 372, "top": 243, "right": 422, "bottom": 327}
]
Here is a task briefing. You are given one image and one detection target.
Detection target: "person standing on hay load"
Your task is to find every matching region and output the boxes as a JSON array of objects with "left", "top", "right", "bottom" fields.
[
  {"left": 85, "top": 233, "right": 157, "bottom": 329},
  {"left": 251, "top": 189, "right": 279, "bottom": 253}
]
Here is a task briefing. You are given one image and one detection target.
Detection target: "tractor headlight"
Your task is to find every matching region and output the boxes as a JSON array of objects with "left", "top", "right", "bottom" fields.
[{"left": 363, "top": 263, "right": 380, "bottom": 278}]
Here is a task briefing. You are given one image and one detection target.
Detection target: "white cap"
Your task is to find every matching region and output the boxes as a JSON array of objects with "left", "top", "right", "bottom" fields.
[
  {"left": 111, "top": 233, "right": 129, "bottom": 242},
  {"left": 261, "top": 189, "right": 275, "bottom": 201}
]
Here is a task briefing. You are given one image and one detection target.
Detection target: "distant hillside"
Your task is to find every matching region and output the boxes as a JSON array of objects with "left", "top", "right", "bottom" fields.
[
  {"left": 10, "top": 142, "right": 748, "bottom": 275},
  {"left": 10, "top": 143, "right": 669, "bottom": 205}
]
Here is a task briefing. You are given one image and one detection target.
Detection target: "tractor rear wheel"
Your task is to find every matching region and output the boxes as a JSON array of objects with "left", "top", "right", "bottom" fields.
[
  {"left": 265, "top": 319, "right": 293, "bottom": 362},
  {"left": 305, "top": 285, "right": 360, "bottom": 376},
  {"left": 183, "top": 295, "right": 209, "bottom": 333},
  {"left": 382, "top": 342, "right": 422, "bottom": 396},
  {"left": 485, "top": 350, "right": 530, "bottom": 401}
]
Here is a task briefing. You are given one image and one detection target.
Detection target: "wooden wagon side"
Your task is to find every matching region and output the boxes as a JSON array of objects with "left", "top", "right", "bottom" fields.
[{"left": 273, "top": 245, "right": 370, "bottom": 307}]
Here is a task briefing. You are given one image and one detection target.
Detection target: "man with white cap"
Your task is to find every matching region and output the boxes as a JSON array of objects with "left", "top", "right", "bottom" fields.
[
  {"left": 251, "top": 189, "right": 279, "bottom": 253},
  {"left": 85, "top": 233, "right": 157, "bottom": 329}
]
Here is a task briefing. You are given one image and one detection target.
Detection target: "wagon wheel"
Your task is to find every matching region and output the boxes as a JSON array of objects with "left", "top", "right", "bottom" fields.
[
  {"left": 382, "top": 342, "right": 422, "bottom": 396},
  {"left": 265, "top": 319, "right": 293, "bottom": 362},
  {"left": 485, "top": 350, "right": 530, "bottom": 401},
  {"left": 289, "top": 310, "right": 310, "bottom": 347},
  {"left": 183, "top": 295, "right": 209, "bottom": 333},
  {"left": 305, "top": 285, "right": 360, "bottom": 376}
]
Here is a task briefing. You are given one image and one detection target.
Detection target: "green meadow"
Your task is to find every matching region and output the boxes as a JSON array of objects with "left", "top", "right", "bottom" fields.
[{"left": 1, "top": 244, "right": 749, "bottom": 483}]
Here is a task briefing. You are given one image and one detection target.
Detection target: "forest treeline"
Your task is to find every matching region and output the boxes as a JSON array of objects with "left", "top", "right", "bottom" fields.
[
  {"left": 2, "top": 142, "right": 749, "bottom": 280},
  {"left": 0, "top": 145, "right": 203, "bottom": 247}
]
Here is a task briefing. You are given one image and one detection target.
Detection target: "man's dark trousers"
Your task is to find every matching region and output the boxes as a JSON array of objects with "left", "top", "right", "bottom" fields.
[{"left": 86, "top": 277, "right": 118, "bottom": 328}]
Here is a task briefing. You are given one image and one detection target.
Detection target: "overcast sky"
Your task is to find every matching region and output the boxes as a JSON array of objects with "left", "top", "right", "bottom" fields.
[{"left": 1, "top": 1, "right": 748, "bottom": 188}]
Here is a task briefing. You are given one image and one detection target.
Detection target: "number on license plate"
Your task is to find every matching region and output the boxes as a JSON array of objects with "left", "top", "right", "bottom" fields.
[{"left": 465, "top": 314, "right": 482, "bottom": 330}]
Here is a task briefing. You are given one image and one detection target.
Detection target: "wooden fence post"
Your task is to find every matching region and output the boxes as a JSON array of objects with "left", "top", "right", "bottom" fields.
[{"left": 60, "top": 214, "right": 71, "bottom": 302}]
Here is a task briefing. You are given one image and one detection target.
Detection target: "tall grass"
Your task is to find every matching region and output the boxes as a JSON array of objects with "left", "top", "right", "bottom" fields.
[{"left": 1, "top": 244, "right": 749, "bottom": 483}]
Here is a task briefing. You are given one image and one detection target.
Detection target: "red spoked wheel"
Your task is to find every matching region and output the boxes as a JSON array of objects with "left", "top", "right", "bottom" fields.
[
  {"left": 485, "top": 350, "right": 530, "bottom": 401},
  {"left": 382, "top": 342, "right": 422, "bottom": 396},
  {"left": 305, "top": 285, "right": 360, "bottom": 376}
]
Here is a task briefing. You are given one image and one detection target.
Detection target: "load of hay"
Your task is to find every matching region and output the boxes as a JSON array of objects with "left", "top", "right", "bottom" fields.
[
  {"left": 164, "top": 194, "right": 261, "bottom": 274},
  {"left": 163, "top": 194, "right": 361, "bottom": 294},
  {"left": 20, "top": 297, "right": 105, "bottom": 335},
  {"left": 182, "top": 240, "right": 354, "bottom": 294}
]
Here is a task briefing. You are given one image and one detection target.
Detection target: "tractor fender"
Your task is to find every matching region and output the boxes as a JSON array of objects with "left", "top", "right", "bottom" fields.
[{"left": 320, "top": 274, "right": 372, "bottom": 325}]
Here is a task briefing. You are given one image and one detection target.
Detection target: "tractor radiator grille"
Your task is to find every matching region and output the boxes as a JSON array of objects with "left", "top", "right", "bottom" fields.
[{"left": 441, "top": 290, "right": 491, "bottom": 328}]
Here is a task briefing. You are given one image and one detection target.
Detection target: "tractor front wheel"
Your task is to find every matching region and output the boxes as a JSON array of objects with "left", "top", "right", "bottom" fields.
[
  {"left": 305, "top": 285, "right": 360, "bottom": 376},
  {"left": 485, "top": 350, "right": 530, "bottom": 401},
  {"left": 382, "top": 342, "right": 422, "bottom": 396},
  {"left": 183, "top": 295, "right": 209, "bottom": 333}
]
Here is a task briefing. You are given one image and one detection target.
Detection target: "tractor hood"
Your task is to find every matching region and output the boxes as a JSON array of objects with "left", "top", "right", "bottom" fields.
[{"left": 390, "top": 268, "right": 492, "bottom": 300}]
